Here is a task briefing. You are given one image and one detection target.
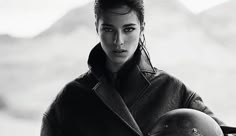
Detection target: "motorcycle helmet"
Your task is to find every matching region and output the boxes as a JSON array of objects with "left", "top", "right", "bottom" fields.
[{"left": 149, "top": 108, "right": 223, "bottom": 136}]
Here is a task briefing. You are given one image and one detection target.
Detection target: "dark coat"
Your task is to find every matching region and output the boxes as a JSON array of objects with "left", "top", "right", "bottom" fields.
[{"left": 41, "top": 44, "right": 225, "bottom": 136}]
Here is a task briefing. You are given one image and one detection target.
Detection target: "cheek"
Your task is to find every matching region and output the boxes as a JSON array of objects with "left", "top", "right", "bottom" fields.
[
  {"left": 126, "top": 32, "right": 140, "bottom": 44},
  {"left": 99, "top": 33, "right": 114, "bottom": 53},
  {"left": 100, "top": 32, "right": 113, "bottom": 45}
]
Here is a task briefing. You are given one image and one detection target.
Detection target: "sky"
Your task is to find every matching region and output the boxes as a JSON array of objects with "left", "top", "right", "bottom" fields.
[
  {"left": 0, "top": 0, "right": 92, "bottom": 38},
  {"left": 179, "top": 0, "right": 229, "bottom": 13},
  {"left": 0, "top": 0, "right": 229, "bottom": 38}
]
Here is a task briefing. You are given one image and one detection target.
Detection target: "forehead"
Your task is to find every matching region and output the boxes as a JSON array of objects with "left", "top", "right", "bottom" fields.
[{"left": 98, "top": 6, "right": 140, "bottom": 26}]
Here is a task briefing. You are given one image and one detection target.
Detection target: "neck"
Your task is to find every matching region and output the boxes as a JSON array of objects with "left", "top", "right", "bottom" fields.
[{"left": 106, "top": 59, "right": 123, "bottom": 73}]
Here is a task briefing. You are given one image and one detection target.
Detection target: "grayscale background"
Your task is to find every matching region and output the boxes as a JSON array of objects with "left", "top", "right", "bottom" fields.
[{"left": 0, "top": 0, "right": 235, "bottom": 135}]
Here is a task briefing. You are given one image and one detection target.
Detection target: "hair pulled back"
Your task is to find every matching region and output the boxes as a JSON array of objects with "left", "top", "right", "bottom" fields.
[
  {"left": 94, "top": 0, "right": 144, "bottom": 24},
  {"left": 94, "top": 0, "right": 153, "bottom": 70}
]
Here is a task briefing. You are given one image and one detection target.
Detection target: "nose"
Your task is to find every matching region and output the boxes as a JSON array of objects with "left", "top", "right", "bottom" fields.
[{"left": 113, "top": 30, "right": 124, "bottom": 47}]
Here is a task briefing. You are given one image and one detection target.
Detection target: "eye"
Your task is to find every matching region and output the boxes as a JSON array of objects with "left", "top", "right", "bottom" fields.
[
  {"left": 124, "top": 27, "right": 135, "bottom": 32},
  {"left": 102, "top": 27, "right": 113, "bottom": 32}
]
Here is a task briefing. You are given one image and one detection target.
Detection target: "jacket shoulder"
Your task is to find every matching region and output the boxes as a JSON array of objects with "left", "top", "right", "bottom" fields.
[
  {"left": 41, "top": 71, "right": 98, "bottom": 135},
  {"left": 148, "top": 68, "right": 196, "bottom": 102},
  {"left": 49, "top": 70, "right": 97, "bottom": 106},
  {"left": 74, "top": 70, "right": 98, "bottom": 89},
  {"left": 147, "top": 68, "right": 184, "bottom": 86}
]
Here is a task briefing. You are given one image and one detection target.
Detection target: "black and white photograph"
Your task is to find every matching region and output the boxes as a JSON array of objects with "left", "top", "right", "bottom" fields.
[{"left": 0, "top": 0, "right": 236, "bottom": 136}]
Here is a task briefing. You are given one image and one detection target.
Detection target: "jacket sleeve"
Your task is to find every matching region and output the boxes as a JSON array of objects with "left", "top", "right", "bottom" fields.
[
  {"left": 40, "top": 81, "right": 85, "bottom": 136},
  {"left": 40, "top": 101, "right": 63, "bottom": 136},
  {"left": 181, "top": 85, "right": 236, "bottom": 136},
  {"left": 182, "top": 84, "right": 226, "bottom": 125},
  {"left": 187, "top": 91, "right": 236, "bottom": 136}
]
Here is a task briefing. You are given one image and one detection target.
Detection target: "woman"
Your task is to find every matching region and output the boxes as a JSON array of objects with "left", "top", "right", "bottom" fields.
[{"left": 40, "top": 0, "right": 226, "bottom": 136}]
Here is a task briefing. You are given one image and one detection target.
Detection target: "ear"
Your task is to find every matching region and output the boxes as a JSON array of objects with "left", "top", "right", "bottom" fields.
[
  {"left": 140, "top": 22, "right": 145, "bottom": 35},
  {"left": 95, "top": 21, "right": 98, "bottom": 34}
]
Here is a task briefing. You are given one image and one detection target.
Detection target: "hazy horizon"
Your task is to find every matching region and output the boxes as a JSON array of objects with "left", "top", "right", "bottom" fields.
[{"left": 0, "top": 0, "right": 229, "bottom": 38}]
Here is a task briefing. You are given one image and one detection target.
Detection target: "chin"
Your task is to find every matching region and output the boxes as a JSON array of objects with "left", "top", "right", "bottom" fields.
[{"left": 112, "top": 58, "right": 127, "bottom": 65}]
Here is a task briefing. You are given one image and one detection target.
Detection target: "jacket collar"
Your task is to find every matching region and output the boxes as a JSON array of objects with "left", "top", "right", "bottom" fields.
[
  {"left": 88, "top": 43, "right": 155, "bottom": 79},
  {"left": 93, "top": 77, "right": 143, "bottom": 136},
  {"left": 87, "top": 43, "right": 156, "bottom": 136}
]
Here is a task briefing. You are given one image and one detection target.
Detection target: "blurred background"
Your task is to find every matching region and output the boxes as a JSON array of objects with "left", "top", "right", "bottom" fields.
[{"left": 0, "top": 0, "right": 235, "bottom": 135}]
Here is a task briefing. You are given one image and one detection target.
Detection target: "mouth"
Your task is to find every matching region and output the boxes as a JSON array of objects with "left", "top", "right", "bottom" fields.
[{"left": 113, "top": 49, "right": 127, "bottom": 53}]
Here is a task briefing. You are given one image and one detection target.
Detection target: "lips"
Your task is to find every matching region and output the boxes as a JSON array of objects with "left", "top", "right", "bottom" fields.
[
  {"left": 112, "top": 49, "right": 127, "bottom": 56},
  {"left": 113, "top": 49, "right": 126, "bottom": 53}
]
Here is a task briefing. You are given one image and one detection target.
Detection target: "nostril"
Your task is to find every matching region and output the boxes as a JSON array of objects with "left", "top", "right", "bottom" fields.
[
  {"left": 113, "top": 31, "right": 124, "bottom": 45},
  {"left": 113, "top": 38, "right": 124, "bottom": 46}
]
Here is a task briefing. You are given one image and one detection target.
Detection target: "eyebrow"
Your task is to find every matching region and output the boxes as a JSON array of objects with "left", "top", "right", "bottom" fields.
[
  {"left": 123, "top": 23, "right": 137, "bottom": 27},
  {"left": 101, "top": 24, "right": 113, "bottom": 27},
  {"left": 101, "top": 23, "right": 137, "bottom": 27}
]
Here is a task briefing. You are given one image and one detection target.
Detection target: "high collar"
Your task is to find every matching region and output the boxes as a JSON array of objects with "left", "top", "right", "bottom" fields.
[
  {"left": 88, "top": 43, "right": 156, "bottom": 108},
  {"left": 88, "top": 43, "right": 156, "bottom": 136},
  {"left": 87, "top": 43, "right": 155, "bottom": 80}
]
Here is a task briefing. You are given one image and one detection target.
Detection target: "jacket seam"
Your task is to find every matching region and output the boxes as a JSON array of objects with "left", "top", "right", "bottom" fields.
[{"left": 185, "top": 92, "right": 196, "bottom": 107}]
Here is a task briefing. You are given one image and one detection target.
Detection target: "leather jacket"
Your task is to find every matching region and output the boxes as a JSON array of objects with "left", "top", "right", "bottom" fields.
[{"left": 41, "top": 43, "right": 226, "bottom": 136}]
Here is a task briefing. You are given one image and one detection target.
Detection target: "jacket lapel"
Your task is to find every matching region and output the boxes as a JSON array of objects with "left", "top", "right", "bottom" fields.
[
  {"left": 88, "top": 43, "right": 156, "bottom": 136},
  {"left": 93, "top": 77, "right": 143, "bottom": 136}
]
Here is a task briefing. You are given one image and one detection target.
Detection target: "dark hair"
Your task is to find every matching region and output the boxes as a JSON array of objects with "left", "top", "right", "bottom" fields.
[
  {"left": 94, "top": 0, "right": 153, "bottom": 70},
  {"left": 94, "top": 0, "right": 144, "bottom": 24}
]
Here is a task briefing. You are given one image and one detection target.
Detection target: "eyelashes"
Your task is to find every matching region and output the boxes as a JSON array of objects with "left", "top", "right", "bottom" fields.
[
  {"left": 103, "top": 28, "right": 113, "bottom": 32},
  {"left": 102, "top": 27, "right": 136, "bottom": 33},
  {"left": 124, "top": 27, "right": 136, "bottom": 32}
]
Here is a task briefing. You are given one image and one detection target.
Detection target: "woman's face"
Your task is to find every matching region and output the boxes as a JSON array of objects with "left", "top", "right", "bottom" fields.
[{"left": 96, "top": 6, "right": 144, "bottom": 71}]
